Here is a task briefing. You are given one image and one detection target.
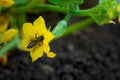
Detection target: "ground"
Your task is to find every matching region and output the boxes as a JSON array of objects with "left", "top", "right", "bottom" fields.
[{"left": 0, "top": 19, "right": 120, "bottom": 80}]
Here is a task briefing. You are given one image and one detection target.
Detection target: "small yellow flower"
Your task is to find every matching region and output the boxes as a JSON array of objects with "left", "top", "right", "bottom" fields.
[
  {"left": 0, "top": 55, "right": 7, "bottom": 65},
  {"left": 117, "top": 5, "right": 120, "bottom": 23},
  {"left": 118, "top": 16, "right": 120, "bottom": 23},
  {"left": 0, "top": 29, "right": 17, "bottom": 64},
  {"left": 0, "top": 29, "right": 18, "bottom": 43},
  {"left": 117, "top": 5, "right": 120, "bottom": 12},
  {"left": 0, "top": 15, "right": 9, "bottom": 33},
  {"left": 22, "top": 16, "right": 56, "bottom": 62},
  {"left": 0, "top": 0, "right": 14, "bottom": 7},
  {"left": 0, "top": 14, "right": 18, "bottom": 43}
]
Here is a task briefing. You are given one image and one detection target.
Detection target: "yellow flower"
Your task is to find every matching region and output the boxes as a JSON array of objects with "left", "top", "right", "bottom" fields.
[
  {"left": 22, "top": 16, "right": 56, "bottom": 62},
  {"left": 0, "top": 14, "right": 18, "bottom": 43},
  {"left": 0, "top": 55, "right": 7, "bottom": 65},
  {"left": 0, "top": 0, "right": 14, "bottom": 7},
  {"left": 118, "top": 16, "right": 120, "bottom": 23},
  {"left": 0, "top": 29, "right": 18, "bottom": 43},
  {"left": 117, "top": 5, "right": 120, "bottom": 12},
  {"left": 0, "top": 15, "right": 9, "bottom": 33},
  {"left": 117, "top": 5, "right": 120, "bottom": 23}
]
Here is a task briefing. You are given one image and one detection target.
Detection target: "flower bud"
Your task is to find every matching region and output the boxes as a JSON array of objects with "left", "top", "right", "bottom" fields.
[{"left": 52, "top": 20, "right": 67, "bottom": 38}]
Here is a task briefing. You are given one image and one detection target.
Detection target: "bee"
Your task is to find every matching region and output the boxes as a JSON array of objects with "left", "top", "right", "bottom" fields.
[{"left": 27, "top": 35, "right": 44, "bottom": 49}]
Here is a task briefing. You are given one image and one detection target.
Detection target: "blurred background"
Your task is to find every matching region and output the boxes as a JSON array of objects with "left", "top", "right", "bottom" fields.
[{"left": 1, "top": 0, "right": 120, "bottom": 80}]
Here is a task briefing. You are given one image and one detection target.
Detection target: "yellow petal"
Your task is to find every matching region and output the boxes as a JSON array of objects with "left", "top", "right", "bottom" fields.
[
  {"left": 23, "top": 23, "right": 35, "bottom": 38},
  {"left": 43, "top": 44, "right": 56, "bottom": 58},
  {"left": 118, "top": 16, "right": 120, "bottom": 23},
  {"left": 44, "top": 31, "right": 54, "bottom": 44},
  {"left": 43, "top": 44, "right": 50, "bottom": 52},
  {"left": 46, "top": 52, "right": 56, "bottom": 58},
  {"left": 30, "top": 46, "right": 44, "bottom": 62},
  {"left": 1, "top": 29, "right": 18, "bottom": 42},
  {"left": 0, "top": 15, "right": 9, "bottom": 33},
  {"left": 33, "top": 16, "right": 47, "bottom": 35},
  {"left": 0, "top": 0, "right": 14, "bottom": 7}
]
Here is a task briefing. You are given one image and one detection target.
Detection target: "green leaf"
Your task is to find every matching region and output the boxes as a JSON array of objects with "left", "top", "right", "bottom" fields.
[
  {"left": 89, "top": 9, "right": 110, "bottom": 25},
  {"left": 99, "top": 0, "right": 118, "bottom": 19},
  {"left": 75, "top": 0, "right": 84, "bottom": 4},
  {"left": 89, "top": 0, "right": 118, "bottom": 25},
  {"left": 48, "top": 0, "right": 84, "bottom": 10}
]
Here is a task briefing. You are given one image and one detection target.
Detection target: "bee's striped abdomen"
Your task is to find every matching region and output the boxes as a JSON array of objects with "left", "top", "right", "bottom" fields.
[{"left": 27, "top": 40, "right": 37, "bottom": 49}]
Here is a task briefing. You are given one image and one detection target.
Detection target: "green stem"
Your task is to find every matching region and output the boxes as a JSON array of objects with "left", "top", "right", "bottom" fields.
[
  {"left": 9, "top": 14, "right": 22, "bottom": 49},
  {"left": 62, "top": 18, "right": 94, "bottom": 37},
  {"left": 17, "top": 13, "right": 26, "bottom": 28},
  {"left": 32, "top": 4, "right": 69, "bottom": 13},
  {"left": 31, "top": 4, "right": 100, "bottom": 17},
  {"left": 64, "top": 13, "right": 72, "bottom": 22},
  {"left": 0, "top": 36, "right": 17, "bottom": 57},
  {"left": 11, "top": 0, "right": 39, "bottom": 13},
  {"left": 15, "top": 33, "right": 21, "bottom": 50},
  {"left": 73, "top": 5, "right": 100, "bottom": 16},
  {"left": 10, "top": 2, "right": 100, "bottom": 16}
]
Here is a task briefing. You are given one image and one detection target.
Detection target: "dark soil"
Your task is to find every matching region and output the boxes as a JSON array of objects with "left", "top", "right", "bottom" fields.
[{"left": 0, "top": 21, "right": 120, "bottom": 80}]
